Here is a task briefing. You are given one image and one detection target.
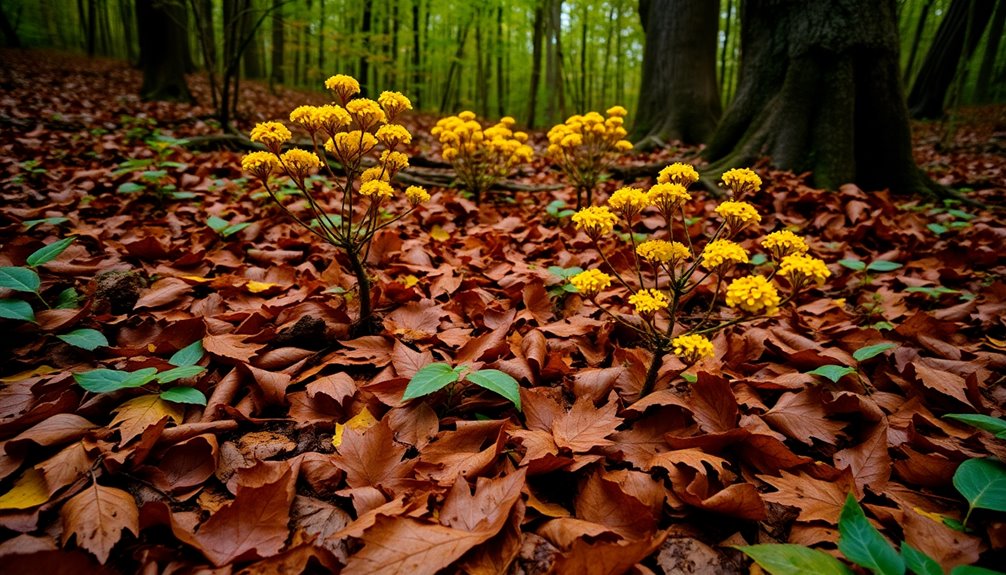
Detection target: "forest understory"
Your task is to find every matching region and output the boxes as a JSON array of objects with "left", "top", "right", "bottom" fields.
[{"left": 1, "top": 50, "right": 1006, "bottom": 574}]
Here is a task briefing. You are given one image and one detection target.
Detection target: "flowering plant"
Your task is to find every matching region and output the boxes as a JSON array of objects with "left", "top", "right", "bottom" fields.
[
  {"left": 242, "top": 75, "right": 428, "bottom": 332},
  {"left": 430, "top": 112, "right": 534, "bottom": 203},
  {"left": 568, "top": 165, "right": 830, "bottom": 397},
  {"left": 546, "top": 106, "right": 633, "bottom": 209}
]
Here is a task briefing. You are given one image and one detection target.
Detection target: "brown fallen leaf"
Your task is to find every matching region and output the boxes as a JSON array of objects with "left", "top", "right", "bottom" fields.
[
  {"left": 760, "top": 470, "right": 854, "bottom": 524},
  {"left": 763, "top": 389, "right": 845, "bottom": 446},
  {"left": 551, "top": 396, "right": 622, "bottom": 453},
  {"left": 203, "top": 332, "right": 266, "bottom": 363},
  {"left": 834, "top": 422, "right": 891, "bottom": 491},
  {"left": 110, "top": 394, "right": 183, "bottom": 445},
  {"left": 60, "top": 482, "right": 139, "bottom": 564},
  {"left": 333, "top": 418, "right": 415, "bottom": 489}
]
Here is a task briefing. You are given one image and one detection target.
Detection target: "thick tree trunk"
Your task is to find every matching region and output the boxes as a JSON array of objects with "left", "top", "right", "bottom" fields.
[
  {"left": 527, "top": 2, "right": 545, "bottom": 127},
  {"left": 632, "top": 0, "right": 721, "bottom": 146},
  {"left": 271, "top": 0, "right": 284, "bottom": 86},
  {"left": 974, "top": 0, "right": 1006, "bottom": 102},
  {"left": 137, "top": 0, "right": 193, "bottom": 103},
  {"left": 702, "top": 0, "right": 927, "bottom": 195},
  {"left": 544, "top": 0, "right": 565, "bottom": 124},
  {"left": 0, "top": 2, "right": 20, "bottom": 48},
  {"left": 242, "top": 1, "right": 263, "bottom": 78},
  {"left": 907, "top": 0, "right": 995, "bottom": 119}
]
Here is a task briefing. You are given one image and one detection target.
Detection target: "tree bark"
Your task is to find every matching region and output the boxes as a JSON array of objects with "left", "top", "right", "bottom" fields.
[
  {"left": 544, "top": 0, "right": 565, "bottom": 124},
  {"left": 0, "top": 2, "right": 21, "bottom": 48},
  {"left": 359, "top": 0, "right": 372, "bottom": 95},
  {"left": 702, "top": 0, "right": 928, "bottom": 195},
  {"left": 411, "top": 0, "right": 422, "bottom": 107},
  {"left": 974, "top": 0, "right": 1006, "bottom": 102},
  {"left": 632, "top": 0, "right": 721, "bottom": 146},
  {"left": 271, "top": 0, "right": 284, "bottom": 86},
  {"left": 137, "top": 0, "right": 193, "bottom": 103},
  {"left": 907, "top": 0, "right": 995, "bottom": 119},
  {"left": 527, "top": 1, "right": 545, "bottom": 127},
  {"left": 242, "top": 0, "right": 263, "bottom": 78}
]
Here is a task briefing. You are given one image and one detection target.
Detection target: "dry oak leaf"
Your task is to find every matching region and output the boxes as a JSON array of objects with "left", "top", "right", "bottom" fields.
[
  {"left": 110, "top": 394, "right": 183, "bottom": 445},
  {"left": 760, "top": 469, "right": 854, "bottom": 524},
  {"left": 763, "top": 389, "right": 845, "bottom": 446},
  {"left": 833, "top": 422, "right": 892, "bottom": 491},
  {"left": 332, "top": 418, "right": 415, "bottom": 489},
  {"left": 203, "top": 332, "right": 265, "bottom": 363},
  {"left": 552, "top": 397, "right": 622, "bottom": 453},
  {"left": 60, "top": 482, "right": 139, "bottom": 564}
]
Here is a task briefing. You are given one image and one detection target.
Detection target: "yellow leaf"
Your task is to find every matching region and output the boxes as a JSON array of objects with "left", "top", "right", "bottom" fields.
[
  {"left": 912, "top": 506, "right": 945, "bottom": 524},
  {"left": 111, "top": 394, "right": 184, "bottom": 444},
  {"left": 333, "top": 407, "right": 378, "bottom": 448},
  {"left": 986, "top": 336, "right": 1006, "bottom": 350},
  {"left": 179, "top": 274, "right": 212, "bottom": 283},
  {"left": 400, "top": 275, "right": 419, "bottom": 288},
  {"left": 429, "top": 225, "right": 450, "bottom": 242},
  {"left": 0, "top": 365, "right": 57, "bottom": 383},
  {"left": 0, "top": 468, "right": 50, "bottom": 510},
  {"left": 246, "top": 280, "right": 278, "bottom": 293},
  {"left": 832, "top": 298, "right": 846, "bottom": 307}
]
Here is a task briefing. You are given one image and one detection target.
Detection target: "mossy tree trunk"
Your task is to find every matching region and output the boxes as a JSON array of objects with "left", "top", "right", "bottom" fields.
[
  {"left": 702, "top": 0, "right": 929, "bottom": 195},
  {"left": 137, "top": 0, "right": 193, "bottom": 103}
]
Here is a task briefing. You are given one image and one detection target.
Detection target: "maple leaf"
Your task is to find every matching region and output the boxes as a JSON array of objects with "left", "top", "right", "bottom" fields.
[
  {"left": 110, "top": 394, "right": 183, "bottom": 444},
  {"left": 833, "top": 422, "right": 891, "bottom": 491},
  {"left": 390, "top": 339, "right": 434, "bottom": 378},
  {"left": 60, "top": 482, "right": 139, "bottom": 564},
  {"left": 332, "top": 419, "right": 415, "bottom": 489},
  {"left": 551, "top": 397, "right": 622, "bottom": 453},
  {"left": 416, "top": 420, "right": 508, "bottom": 482},
  {"left": 440, "top": 469, "right": 526, "bottom": 532},
  {"left": 763, "top": 389, "right": 845, "bottom": 446},
  {"left": 203, "top": 332, "right": 265, "bottom": 363},
  {"left": 574, "top": 470, "right": 656, "bottom": 540},
  {"left": 760, "top": 470, "right": 854, "bottom": 524}
]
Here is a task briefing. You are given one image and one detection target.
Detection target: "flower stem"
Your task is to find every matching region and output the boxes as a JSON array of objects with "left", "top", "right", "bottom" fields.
[{"left": 639, "top": 348, "right": 666, "bottom": 398}]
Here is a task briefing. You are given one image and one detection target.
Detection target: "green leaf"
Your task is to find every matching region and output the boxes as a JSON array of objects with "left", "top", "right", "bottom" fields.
[
  {"left": 737, "top": 544, "right": 853, "bottom": 575},
  {"left": 169, "top": 340, "right": 205, "bottom": 367},
  {"left": 944, "top": 414, "right": 1006, "bottom": 437},
  {"left": 904, "top": 286, "right": 958, "bottom": 298},
  {"left": 927, "top": 223, "right": 948, "bottom": 236},
  {"left": 872, "top": 321, "right": 895, "bottom": 331},
  {"left": 159, "top": 386, "right": 208, "bottom": 405},
  {"left": 402, "top": 363, "right": 460, "bottom": 401},
  {"left": 57, "top": 328, "right": 108, "bottom": 351},
  {"left": 26, "top": 237, "right": 76, "bottom": 267},
  {"left": 947, "top": 209, "right": 974, "bottom": 220},
  {"left": 839, "top": 259, "right": 866, "bottom": 271},
  {"left": 206, "top": 216, "right": 230, "bottom": 232},
  {"left": 867, "top": 260, "right": 903, "bottom": 272},
  {"left": 954, "top": 458, "right": 1006, "bottom": 523},
  {"left": 0, "top": 267, "right": 40, "bottom": 293},
  {"left": 838, "top": 494, "right": 904, "bottom": 575},
  {"left": 807, "top": 364, "right": 857, "bottom": 383},
  {"left": 547, "top": 266, "right": 583, "bottom": 280},
  {"left": 141, "top": 169, "right": 167, "bottom": 180},
  {"left": 0, "top": 299, "right": 35, "bottom": 322},
  {"left": 951, "top": 567, "right": 1006, "bottom": 575},
  {"left": 22, "top": 217, "right": 69, "bottom": 230},
  {"left": 466, "top": 369, "right": 522, "bottom": 410},
  {"left": 222, "top": 222, "right": 251, "bottom": 237},
  {"left": 156, "top": 365, "right": 206, "bottom": 383},
  {"left": 73, "top": 367, "right": 158, "bottom": 393},
  {"left": 170, "top": 191, "right": 197, "bottom": 200},
  {"left": 54, "top": 287, "right": 80, "bottom": 309},
  {"left": 681, "top": 372, "right": 698, "bottom": 383},
  {"left": 750, "top": 253, "right": 769, "bottom": 266},
  {"left": 901, "top": 543, "right": 942, "bottom": 575},
  {"left": 853, "top": 343, "right": 897, "bottom": 362},
  {"left": 117, "top": 182, "right": 145, "bottom": 194}
]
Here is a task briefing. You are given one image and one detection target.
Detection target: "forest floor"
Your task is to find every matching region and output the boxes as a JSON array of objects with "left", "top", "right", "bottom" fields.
[{"left": 1, "top": 49, "right": 1005, "bottom": 574}]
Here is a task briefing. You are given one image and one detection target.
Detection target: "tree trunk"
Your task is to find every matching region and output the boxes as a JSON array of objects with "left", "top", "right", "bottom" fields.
[
  {"left": 544, "top": 0, "right": 565, "bottom": 124},
  {"left": 242, "top": 0, "right": 263, "bottom": 78},
  {"left": 359, "top": 0, "right": 372, "bottom": 95},
  {"left": 411, "top": 0, "right": 422, "bottom": 107},
  {"left": 87, "top": 0, "right": 97, "bottom": 55},
  {"left": 702, "top": 0, "right": 928, "bottom": 195},
  {"left": 631, "top": 0, "right": 721, "bottom": 146},
  {"left": 271, "top": 0, "right": 284, "bottom": 86},
  {"left": 496, "top": 4, "right": 505, "bottom": 117},
  {"left": 137, "top": 0, "right": 193, "bottom": 103},
  {"left": 0, "top": 2, "right": 21, "bottom": 48},
  {"left": 907, "top": 0, "right": 994, "bottom": 119},
  {"left": 974, "top": 0, "right": 1006, "bottom": 102},
  {"left": 902, "top": 0, "right": 936, "bottom": 86},
  {"left": 527, "top": 1, "right": 545, "bottom": 127},
  {"left": 318, "top": 0, "right": 325, "bottom": 75}
]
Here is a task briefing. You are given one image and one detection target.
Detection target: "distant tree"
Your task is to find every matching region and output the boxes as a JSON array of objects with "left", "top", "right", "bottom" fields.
[
  {"left": 0, "top": 2, "right": 21, "bottom": 48},
  {"left": 631, "top": 0, "right": 721, "bottom": 146},
  {"left": 136, "top": 0, "right": 193, "bottom": 103},
  {"left": 270, "top": 0, "right": 284, "bottom": 87}
]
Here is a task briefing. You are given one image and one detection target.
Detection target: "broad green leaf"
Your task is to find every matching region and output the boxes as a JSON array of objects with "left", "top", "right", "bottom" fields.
[
  {"left": 904, "top": 286, "right": 958, "bottom": 297},
  {"left": 954, "top": 458, "right": 1006, "bottom": 524},
  {"left": 944, "top": 414, "right": 1006, "bottom": 437},
  {"left": 402, "top": 363, "right": 460, "bottom": 401},
  {"left": 737, "top": 544, "right": 853, "bottom": 575},
  {"left": 57, "top": 328, "right": 108, "bottom": 351},
  {"left": 54, "top": 287, "right": 80, "bottom": 309},
  {"left": 951, "top": 567, "right": 1006, "bottom": 575},
  {"left": 74, "top": 367, "right": 158, "bottom": 393},
  {"left": 141, "top": 169, "right": 167, "bottom": 180},
  {"left": 853, "top": 343, "right": 897, "bottom": 362},
  {"left": 947, "top": 209, "right": 975, "bottom": 220},
  {"left": 866, "top": 260, "right": 903, "bottom": 272},
  {"left": 927, "top": 223, "right": 948, "bottom": 236},
  {"left": 807, "top": 364, "right": 857, "bottom": 383},
  {"left": 116, "top": 182, "right": 145, "bottom": 194},
  {"left": 838, "top": 494, "right": 904, "bottom": 575},
  {"left": 681, "top": 372, "right": 698, "bottom": 383},
  {"left": 839, "top": 259, "right": 866, "bottom": 271},
  {"left": 169, "top": 340, "right": 205, "bottom": 367},
  {"left": 547, "top": 266, "right": 583, "bottom": 279},
  {"left": 22, "top": 217, "right": 69, "bottom": 230},
  {"left": 206, "top": 215, "right": 229, "bottom": 232},
  {"left": 222, "top": 222, "right": 251, "bottom": 237},
  {"left": 0, "top": 299, "right": 35, "bottom": 322},
  {"left": 0, "top": 267, "right": 40, "bottom": 293},
  {"left": 155, "top": 365, "right": 206, "bottom": 383},
  {"left": 750, "top": 253, "right": 769, "bottom": 266},
  {"left": 466, "top": 369, "right": 522, "bottom": 410},
  {"left": 901, "top": 543, "right": 942, "bottom": 575},
  {"left": 159, "top": 386, "right": 208, "bottom": 406}
]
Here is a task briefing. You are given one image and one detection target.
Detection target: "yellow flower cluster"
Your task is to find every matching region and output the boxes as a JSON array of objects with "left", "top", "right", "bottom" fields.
[
  {"left": 250, "top": 121, "right": 292, "bottom": 150},
  {"left": 721, "top": 168, "right": 762, "bottom": 195},
  {"left": 546, "top": 109, "right": 632, "bottom": 158},
  {"left": 607, "top": 187, "right": 650, "bottom": 217},
  {"left": 701, "top": 239, "right": 749, "bottom": 270},
  {"left": 289, "top": 104, "right": 351, "bottom": 136},
  {"left": 241, "top": 151, "right": 277, "bottom": 179},
  {"left": 360, "top": 180, "right": 395, "bottom": 199},
  {"left": 571, "top": 206, "right": 619, "bottom": 239},
  {"left": 779, "top": 254, "right": 831, "bottom": 288},
  {"left": 325, "top": 74, "right": 361, "bottom": 102},
  {"left": 279, "top": 149, "right": 322, "bottom": 179},
  {"left": 325, "top": 131, "right": 378, "bottom": 164},
  {"left": 629, "top": 289, "right": 670, "bottom": 314},
  {"left": 378, "top": 91, "right": 413, "bottom": 119},
  {"left": 570, "top": 269, "right": 613, "bottom": 297},
  {"left": 405, "top": 186, "right": 431, "bottom": 206},
  {"left": 658, "top": 163, "right": 700, "bottom": 187},
  {"left": 672, "top": 334, "right": 714, "bottom": 365},
  {"left": 636, "top": 240, "right": 690, "bottom": 264},
  {"left": 715, "top": 200, "right": 761, "bottom": 230},
  {"left": 647, "top": 183, "right": 692, "bottom": 215},
  {"left": 761, "top": 230, "right": 808, "bottom": 260},
  {"left": 725, "top": 275, "right": 781, "bottom": 315},
  {"left": 376, "top": 124, "right": 412, "bottom": 148},
  {"left": 431, "top": 112, "right": 533, "bottom": 199}
]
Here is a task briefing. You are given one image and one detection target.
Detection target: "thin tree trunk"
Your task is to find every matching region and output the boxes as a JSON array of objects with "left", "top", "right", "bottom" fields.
[
  {"left": 87, "top": 0, "right": 97, "bottom": 56},
  {"left": 0, "top": 2, "right": 21, "bottom": 48},
  {"left": 411, "top": 0, "right": 421, "bottom": 107},
  {"left": 616, "top": 0, "right": 625, "bottom": 104},
  {"left": 318, "top": 0, "right": 325, "bottom": 75},
  {"left": 137, "top": 0, "right": 193, "bottom": 103},
  {"left": 600, "top": 3, "right": 615, "bottom": 104},
  {"left": 496, "top": 3, "right": 505, "bottom": 117},
  {"left": 579, "top": 3, "right": 588, "bottom": 112},
  {"left": 271, "top": 0, "right": 284, "bottom": 87},
  {"left": 360, "top": 0, "right": 372, "bottom": 95},
  {"left": 973, "top": 0, "right": 1006, "bottom": 102},
  {"left": 527, "top": 2, "right": 545, "bottom": 127},
  {"left": 719, "top": 0, "right": 733, "bottom": 89},
  {"left": 903, "top": 0, "right": 936, "bottom": 85},
  {"left": 475, "top": 7, "right": 487, "bottom": 116},
  {"left": 440, "top": 21, "right": 470, "bottom": 113}
]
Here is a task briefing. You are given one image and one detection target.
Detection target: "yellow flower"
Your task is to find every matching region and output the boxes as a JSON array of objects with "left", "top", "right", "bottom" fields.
[
  {"left": 289, "top": 106, "right": 322, "bottom": 132},
  {"left": 779, "top": 254, "right": 831, "bottom": 289},
  {"left": 570, "top": 269, "right": 612, "bottom": 297},
  {"left": 361, "top": 166, "right": 390, "bottom": 183},
  {"left": 360, "top": 180, "right": 394, "bottom": 199},
  {"left": 615, "top": 140, "right": 633, "bottom": 152},
  {"left": 647, "top": 183, "right": 691, "bottom": 214},
  {"left": 378, "top": 91, "right": 413, "bottom": 118},
  {"left": 606, "top": 105, "right": 628, "bottom": 117},
  {"left": 715, "top": 200, "right": 761, "bottom": 230},
  {"left": 561, "top": 133, "right": 584, "bottom": 148},
  {"left": 500, "top": 116, "right": 517, "bottom": 127},
  {"left": 241, "top": 151, "right": 277, "bottom": 179},
  {"left": 250, "top": 121, "right": 292, "bottom": 150},
  {"left": 629, "top": 289, "right": 670, "bottom": 315},
  {"left": 376, "top": 124, "right": 412, "bottom": 148},
  {"left": 721, "top": 168, "right": 762, "bottom": 195},
  {"left": 316, "top": 104, "right": 351, "bottom": 135},
  {"left": 636, "top": 240, "right": 690, "bottom": 264},
  {"left": 672, "top": 334, "right": 714, "bottom": 365},
  {"left": 726, "top": 275, "right": 781, "bottom": 315},
  {"left": 657, "top": 163, "right": 699, "bottom": 187},
  {"left": 346, "top": 98, "right": 387, "bottom": 129},
  {"left": 607, "top": 187, "right": 650, "bottom": 217},
  {"left": 458, "top": 110, "right": 477, "bottom": 121},
  {"left": 572, "top": 206, "right": 619, "bottom": 239},
  {"left": 325, "top": 130, "right": 378, "bottom": 162},
  {"left": 701, "top": 239, "right": 749, "bottom": 270},
  {"left": 325, "top": 74, "right": 360, "bottom": 102},
  {"left": 761, "top": 230, "right": 809, "bottom": 260},
  {"left": 380, "top": 150, "right": 410, "bottom": 172},
  {"left": 279, "top": 148, "right": 321, "bottom": 178},
  {"left": 405, "top": 186, "right": 431, "bottom": 206}
]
